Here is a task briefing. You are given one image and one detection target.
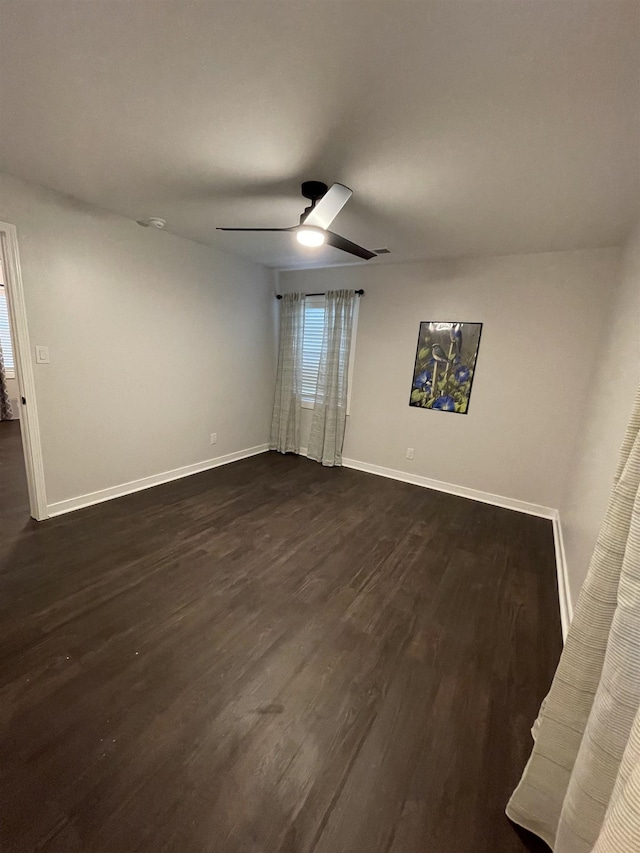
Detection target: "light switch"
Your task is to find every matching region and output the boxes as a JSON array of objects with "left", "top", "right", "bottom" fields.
[{"left": 35, "top": 345, "right": 50, "bottom": 364}]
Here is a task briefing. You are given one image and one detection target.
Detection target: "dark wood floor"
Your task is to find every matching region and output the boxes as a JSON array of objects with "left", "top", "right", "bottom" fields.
[{"left": 0, "top": 420, "right": 559, "bottom": 852}]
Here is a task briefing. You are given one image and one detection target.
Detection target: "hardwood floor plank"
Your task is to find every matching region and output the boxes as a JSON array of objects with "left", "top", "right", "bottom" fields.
[{"left": 0, "top": 430, "right": 560, "bottom": 852}]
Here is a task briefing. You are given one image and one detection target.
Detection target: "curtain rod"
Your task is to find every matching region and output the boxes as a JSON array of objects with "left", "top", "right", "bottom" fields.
[{"left": 276, "top": 289, "right": 364, "bottom": 300}]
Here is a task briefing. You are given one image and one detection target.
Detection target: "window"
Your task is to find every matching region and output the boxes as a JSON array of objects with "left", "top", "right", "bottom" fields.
[
  {"left": 300, "top": 295, "right": 359, "bottom": 411},
  {"left": 301, "top": 296, "right": 325, "bottom": 404},
  {"left": 0, "top": 285, "right": 14, "bottom": 377}
]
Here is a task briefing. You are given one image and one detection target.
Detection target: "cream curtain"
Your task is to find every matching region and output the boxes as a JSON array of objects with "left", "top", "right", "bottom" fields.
[
  {"left": 0, "top": 338, "right": 13, "bottom": 421},
  {"left": 270, "top": 293, "right": 304, "bottom": 454},
  {"left": 507, "top": 385, "right": 640, "bottom": 852},
  {"left": 307, "top": 289, "right": 355, "bottom": 467}
]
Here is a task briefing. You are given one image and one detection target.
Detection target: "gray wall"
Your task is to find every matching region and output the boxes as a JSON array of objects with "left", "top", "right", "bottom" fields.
[
  {"left": 4, "top": 165, "right": 636, "bottom": 611},
  {"left": 560, "top": 222, "right": 640, "bottom": 603},
  {"left": 0, "top": 173, "right": 277, "bottom": 507},
  {"left": 279, "top": 249, "right": 619, "bottom": 514}
]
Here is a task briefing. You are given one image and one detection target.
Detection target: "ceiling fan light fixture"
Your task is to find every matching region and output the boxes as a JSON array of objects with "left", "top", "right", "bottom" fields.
[
  {"left": 296, "top": 226, "right": 326, "bottom": 248},
  {"left": 217, "top": 182, "right": 375, "bottom": 260}
]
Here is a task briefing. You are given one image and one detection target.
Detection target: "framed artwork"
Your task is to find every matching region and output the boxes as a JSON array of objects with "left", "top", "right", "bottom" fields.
[{"left": 409, "top": 321, "right": 483, "bottom": 414}]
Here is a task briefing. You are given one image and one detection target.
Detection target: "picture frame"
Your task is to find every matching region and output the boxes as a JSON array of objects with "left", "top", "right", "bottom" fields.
[{"left": 409, "top": 321, "right": 483, "bottom": 414}]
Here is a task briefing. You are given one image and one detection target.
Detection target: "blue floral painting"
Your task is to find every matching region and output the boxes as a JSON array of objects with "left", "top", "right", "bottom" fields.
[{"left": 409, "top": 321, "right": 482, "bottom": 414}]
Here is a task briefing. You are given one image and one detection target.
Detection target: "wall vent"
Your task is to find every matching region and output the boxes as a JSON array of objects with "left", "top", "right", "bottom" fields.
[{"left": 373, "top": 247, "right": 391, "bottom": 255}]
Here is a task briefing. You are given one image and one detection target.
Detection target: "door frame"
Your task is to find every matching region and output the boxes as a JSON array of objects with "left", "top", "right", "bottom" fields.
[{"left": 0, "top": 221, "right": 48, "bottom": 520}]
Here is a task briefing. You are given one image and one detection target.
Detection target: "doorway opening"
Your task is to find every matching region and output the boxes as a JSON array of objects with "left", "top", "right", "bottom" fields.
[
  {"left": 0, "top": 222, "right": 47, "bottom": 521},
  {"left": 0, "top": 259, "right": 30, "bottom": 526}
]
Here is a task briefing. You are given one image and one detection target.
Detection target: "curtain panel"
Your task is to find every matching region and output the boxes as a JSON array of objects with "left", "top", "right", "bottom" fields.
[
  {"left": 507, "top": 385, "right": 640, "bottom": 852},
  {"left": 307, "top": 289, "right": 355, "bottom": 467},
  {"left": 269, "top": 293, "right": 304, "bottom": 454},
  {"left": 0, "top": 338, "right": 13, "bottom": 421}
]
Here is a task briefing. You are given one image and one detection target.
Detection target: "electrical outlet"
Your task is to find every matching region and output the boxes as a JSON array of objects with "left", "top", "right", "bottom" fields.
[
  {"left": 406, "top": 447, "right": 414, "bottom": 460},
  {"left": 210, "top": 433, "right": 217, "bottom": 445}
]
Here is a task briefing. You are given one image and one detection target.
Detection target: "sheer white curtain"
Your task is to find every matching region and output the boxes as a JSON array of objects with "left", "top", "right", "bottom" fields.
[
  {"left": 307, "top": 290, "right": 355, "bottom": 467},
  {"left": 270, "top": 293, "right": 304, "bottom": 454},
  {"left": 507, "top": 384, "right": 640, "bottom": 852}
]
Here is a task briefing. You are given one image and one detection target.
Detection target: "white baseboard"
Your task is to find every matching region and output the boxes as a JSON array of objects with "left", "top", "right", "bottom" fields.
[
  {"left": 47, "top": 443, "right": 270, "bottom": 517},
  {"left": 47, "top": 444, "right": 574, "bottom": 641},
  {"left": 341, "top": 456, "right": 572, "bottom": 641},
  {"left": 341, "top": 457, "right": 556, "bottom": 518}
]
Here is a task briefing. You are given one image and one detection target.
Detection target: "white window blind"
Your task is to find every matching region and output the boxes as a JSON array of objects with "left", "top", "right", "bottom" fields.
[
  {"left": 301, "top": 296, "right": 325, "bottom": 401},
  {"left": 0, "top": 286, "right": 14, "bottom": 373}
]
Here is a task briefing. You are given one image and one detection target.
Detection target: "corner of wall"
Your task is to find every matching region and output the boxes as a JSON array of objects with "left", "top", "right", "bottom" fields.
[{"left": 558, "top": 221, "right": 640, "bottom": 609}]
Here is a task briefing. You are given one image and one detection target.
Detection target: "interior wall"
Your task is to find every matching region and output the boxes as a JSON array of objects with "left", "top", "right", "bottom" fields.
[
  {"left": 560, "top": 221, "right": 640, "bottom": 605},
  {"left": 0, "top": 173, "right": 277, "bottom": 507},
  {"left": 279, "top": 248, "right": 620, "bottom": 511}
]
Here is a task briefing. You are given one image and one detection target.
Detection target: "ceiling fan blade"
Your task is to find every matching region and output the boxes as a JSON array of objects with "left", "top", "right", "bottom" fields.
[
  {"left": 325, "top": 230, "right": 376, "bottom": 260},
  {"left": 216, "top": 227, "right": 295, "bottom": 232},
  {"left": 302, "top": 183, "right": 353, "bottom": 229}
]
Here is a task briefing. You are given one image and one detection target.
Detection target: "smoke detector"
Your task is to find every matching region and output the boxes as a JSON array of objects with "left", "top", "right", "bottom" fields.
[{"left": 136, "top": 217, "right": 166, "bottom": 229}]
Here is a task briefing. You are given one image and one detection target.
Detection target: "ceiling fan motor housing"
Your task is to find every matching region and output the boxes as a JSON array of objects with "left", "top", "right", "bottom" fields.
[
  {"left": 301, "top": 181, "right": 328, "bottom": 202},
  {"left": 217, "top": 180, "right": 375, "bottom": 259}
]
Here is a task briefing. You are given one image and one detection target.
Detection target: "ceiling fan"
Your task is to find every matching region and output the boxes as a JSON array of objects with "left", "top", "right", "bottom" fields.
[{"left": 217, "top": 181, "right": 376, "bottom": 260}]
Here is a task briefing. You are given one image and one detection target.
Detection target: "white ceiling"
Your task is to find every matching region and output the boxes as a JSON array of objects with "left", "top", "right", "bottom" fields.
[{"left": 1, "top": 1, "right": 639, "bottom": 269}]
